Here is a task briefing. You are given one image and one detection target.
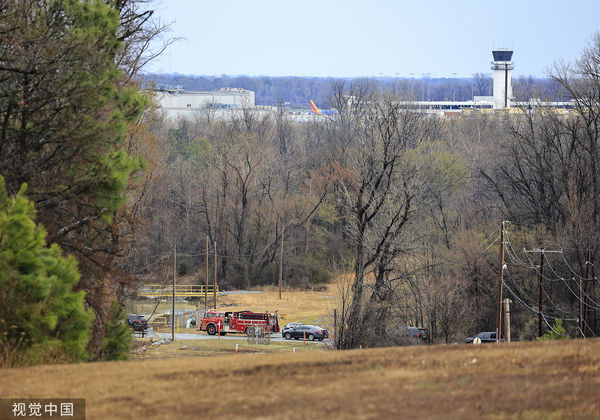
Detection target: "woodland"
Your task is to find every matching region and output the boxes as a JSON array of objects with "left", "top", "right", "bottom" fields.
[{"left": 1, "top": 0, "right": 599, "bottom": 364}]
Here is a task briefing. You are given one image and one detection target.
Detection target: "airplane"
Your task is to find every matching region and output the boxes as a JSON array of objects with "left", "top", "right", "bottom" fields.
[{"left": 309, "top": 100, "right": 338, "bottom": 116}]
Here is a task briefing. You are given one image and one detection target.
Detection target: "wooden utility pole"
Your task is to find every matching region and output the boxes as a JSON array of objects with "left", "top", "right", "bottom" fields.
[
  {"left": 525, "top": 248, "right": 564, "bottom": 337},
  {"left": 279, "top": 226, "right": 284, "bottom": 300},
  {"left": 214, "top": 241, "right": 217, "bottom": 310},
  {"left": 333, "top": 308, "right": 337, "bottom": 349},
  {"left": 172, "top": 244, "right": 176, "bottom": 341},
  {"left": 496, "top": 221, "right": 505, "bottom": 343},
  {"left": 538, "top": 249, "right": 545, "bottom": 337},
  {"left": 581, "top": 254, "right": 590, "bottom": 338},
  {"left": 205, "top": 236, "right": 209, "bottom": 311},
  {"left": 504, "top": 298, "right": 511, "bottom": 342},
  {"left": 584, "top": 262, "right": 593, "bottom": 336}
]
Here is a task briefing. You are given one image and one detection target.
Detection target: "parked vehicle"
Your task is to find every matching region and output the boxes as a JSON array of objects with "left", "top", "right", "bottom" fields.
[
  {"left": 199, "top": 310, "right": 280, "bottom": 335},
  {"left": 282, "top": 325, "right": 328, "bottom": 341},
  {"left": 127, "top": 314, "right": 148, "bottom": 331},
  {"left": 408, "top": 327, "right": 430, "bottom": 344},
  {"left": 284, "top": 322, "right": 303, "bottom": 330},
  {"left": 465, "top": 331, "right": 500, "bottom": 343}
]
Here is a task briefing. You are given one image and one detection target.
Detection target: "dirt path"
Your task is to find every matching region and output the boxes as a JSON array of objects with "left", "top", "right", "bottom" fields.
[{"left": 1, "top": 339, "right": 599, "bottom": 419}]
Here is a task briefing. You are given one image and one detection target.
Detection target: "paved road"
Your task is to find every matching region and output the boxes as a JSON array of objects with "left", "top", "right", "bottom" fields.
[{"left": 138, "top": 329, "right": 329, "bottom": 344}]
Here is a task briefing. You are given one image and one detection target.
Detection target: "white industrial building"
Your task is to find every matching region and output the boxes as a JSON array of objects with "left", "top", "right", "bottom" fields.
[{"left": 156, "top": 87, "right": 256, "bottom": 119}]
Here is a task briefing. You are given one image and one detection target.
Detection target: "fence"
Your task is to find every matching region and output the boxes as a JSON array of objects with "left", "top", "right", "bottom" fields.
[
  {"left": 246, "top": 325, "right": 271, "bottom": 345},
  {"left": 138, "top": 284, "right": 219, "bottom": 299}
]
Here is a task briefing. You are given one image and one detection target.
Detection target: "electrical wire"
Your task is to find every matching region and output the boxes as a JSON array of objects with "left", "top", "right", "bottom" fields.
[
  {"left": 582, "top": 317, "right": 599, "bottom": 338},
  {"left": 502, "top": 277, "right": 577, "bottom": 322},
  {"left": 503, "top": 273, "right": 573, "bottom": 319},
  {"left": 544, "top": 257, "right": 600, "bottom": 310},
  {"left": 559, "top": 252, "right": 589, "bottom": 281},
  {"left": 482, "top": 233, "right": 500, "bottom": 254},
  {"left": 502, "top": 230, "right": 600, "bottom": 311}
]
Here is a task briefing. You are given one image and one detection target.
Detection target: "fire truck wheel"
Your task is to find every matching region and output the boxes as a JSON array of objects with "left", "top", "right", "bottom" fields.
[
  {"left": 206, "top": 324, "right": 217, "bottom": 335},
  {"left": 284, "top": 332, "right": 292, "bottom": 340},
  {"left": 308, "top": 334, "right": 315, "bottom": 341}
]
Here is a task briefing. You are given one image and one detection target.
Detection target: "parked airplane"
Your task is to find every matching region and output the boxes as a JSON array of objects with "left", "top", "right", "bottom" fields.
[{"left": 309, "top": 100, "right": 338, "bottom": 116}]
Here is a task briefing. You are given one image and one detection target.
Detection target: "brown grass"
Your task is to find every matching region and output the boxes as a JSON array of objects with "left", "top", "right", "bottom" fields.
[
  {"left": 217, "top": 286, "right": 336, "bottom": 328},
  {"left": 130, "top": 338, "right": 328, "bottom": 360},
  {"left": 1, "top": 339, "right": 599, "bottom": 419}
]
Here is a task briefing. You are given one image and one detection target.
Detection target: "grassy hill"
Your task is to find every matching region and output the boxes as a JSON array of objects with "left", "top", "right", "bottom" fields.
[{"left": 1, "top": 339, "right": 598, "bottom": 419}]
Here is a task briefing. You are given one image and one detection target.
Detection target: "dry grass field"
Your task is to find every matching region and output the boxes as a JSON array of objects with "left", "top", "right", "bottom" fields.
[
  {"left": 130, "top": 337, "right": 328, "bottom": 360},
  {"left": 218, "top": 286, "right": 337, "bottom": 327},
  {"left": 2, "top": 339, "right": 599, "bottom": 419}
]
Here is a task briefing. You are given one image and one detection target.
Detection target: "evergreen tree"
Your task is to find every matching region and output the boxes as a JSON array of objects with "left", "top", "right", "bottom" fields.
[
  {"left": 101, "top": 301, "right": 132, "bottom": 361},
  {"left": 0, "top": 0, "right": 147, "bottom": 357},
  {"left": 0, "top": 176, "right": 92, "bottom": 366}
]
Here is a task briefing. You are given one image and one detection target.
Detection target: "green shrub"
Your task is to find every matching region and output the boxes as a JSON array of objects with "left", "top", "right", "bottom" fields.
[
  {"left": 0, "top": 177, "right": 92, "bottom": 366},
  {"left": 101, "top": 301, "right": 132, "bottom": 361},
  {"left": 538, "top": 319, "right": 569, "bottom": 340}
]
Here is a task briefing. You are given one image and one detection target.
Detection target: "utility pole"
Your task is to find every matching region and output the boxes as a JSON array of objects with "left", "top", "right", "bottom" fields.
[
  {"left": 584, "top": 261, "right": 593, "bottom": 336},
  {"left": 279, "top": 226, "right": 284, "bottom": 300},
  {"left": 172, "top": 244, "right": 176, "bottom": 341},
  {"left": 496, "top": 221, "right": 506, "bottom": 343},
  {"left": 538, "top": 248, "right": 545, "bottom": 337},
  {"left": 503, "top": 298, "right": 511, "bottom": 342},
  {"left": 333, "top": 308, "right": 337, "bottom": 349},
  {"left": 214, "top": 241, "right": 217, "bottom": 310},
  {"left": 205, "top": 235, "right": 208, "bottom": 311},
  {"left": 581, "top": 254, "right": 590, "bottom": 338},
  {"left": 524, "top": 248, "right": 564, "bottom": 337}
]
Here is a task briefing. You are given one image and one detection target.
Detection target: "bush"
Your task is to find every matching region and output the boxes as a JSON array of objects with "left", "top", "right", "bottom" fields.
[{"left": 538, "top": 319, "right": 569, "bottom": 340}]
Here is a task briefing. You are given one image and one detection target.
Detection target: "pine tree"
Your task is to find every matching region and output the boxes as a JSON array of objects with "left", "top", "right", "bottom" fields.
[
  {"left": 0, "top": 0, "right": 148, "bottom": 357},
  {"left": 101, "top": 301, "right": 133, "bottom": 361},
  {"left": 0, "top": 176, "right": 92, "bottom": 366}
]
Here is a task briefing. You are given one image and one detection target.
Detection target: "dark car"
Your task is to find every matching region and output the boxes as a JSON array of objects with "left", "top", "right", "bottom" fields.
[
  {"left": 408, "top": 326, "right": 430, "bottom": 344},
  {"left": 127, "top": 314, "right": 148, "bottom": 331},
  {"left": 282, "top": 325, "right": 328, "bottom": 341},
  {"left": 465, "top": 331, "right": 500, "bottom": 343}
]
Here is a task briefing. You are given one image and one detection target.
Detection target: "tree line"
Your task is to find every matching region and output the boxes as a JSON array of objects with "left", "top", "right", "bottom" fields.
[{"left": 143, "top": 73, "right": 561, "bottom": 108}]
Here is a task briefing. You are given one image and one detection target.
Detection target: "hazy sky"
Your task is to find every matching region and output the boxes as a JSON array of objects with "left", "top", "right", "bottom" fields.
[{"left": 146, "top": 0, "right": 600, "bottom": 78}]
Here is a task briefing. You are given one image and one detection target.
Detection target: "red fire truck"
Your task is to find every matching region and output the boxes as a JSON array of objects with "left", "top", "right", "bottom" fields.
[{"left": 199, "top": 310, "right": 280, "bottom": 335}]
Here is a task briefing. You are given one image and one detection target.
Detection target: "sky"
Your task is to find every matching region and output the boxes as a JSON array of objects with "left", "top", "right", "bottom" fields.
[{"left": 146, "top": 0, "right": 600, "bottom": 78}]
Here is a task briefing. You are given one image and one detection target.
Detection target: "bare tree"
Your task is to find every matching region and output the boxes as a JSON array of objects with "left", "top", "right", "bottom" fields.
[
  {"left": 472, "top": 72, "right": 492, "bottom": 97},
  {"left": 329, "top": 87, "right": 444, "bottom": 349}
]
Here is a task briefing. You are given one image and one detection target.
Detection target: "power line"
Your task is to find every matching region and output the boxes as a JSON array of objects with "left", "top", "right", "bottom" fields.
[
  {"left": 558, "top": 252, "right": 600, "bottom": 284},
  {"left": 544, "top": 258, "right": 600, "bottom": 310},
  {"left": 502, "top": 234, "right": 600, "bottom": 311},
  {"left": 503, "top": 272, "right": 572, "bottom": 319},
  {"left": 501, "top": 279, "right": 576, "bottom": 321}
]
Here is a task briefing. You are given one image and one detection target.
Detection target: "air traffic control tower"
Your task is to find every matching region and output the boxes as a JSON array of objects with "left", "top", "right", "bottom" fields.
[{"left": 491, "top": 49, "right": 514, "bottom": 109}]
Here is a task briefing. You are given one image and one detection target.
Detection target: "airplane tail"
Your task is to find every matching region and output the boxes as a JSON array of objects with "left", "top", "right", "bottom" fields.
[{"left": 309, "top": 100, "right": 322, "bottom": 115}]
